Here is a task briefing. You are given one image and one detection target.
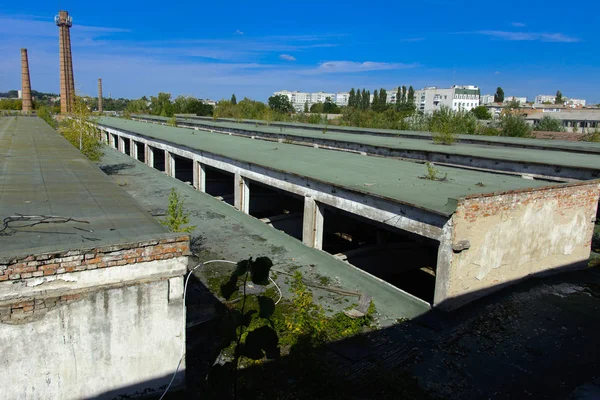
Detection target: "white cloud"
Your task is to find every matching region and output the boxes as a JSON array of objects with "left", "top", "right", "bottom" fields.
[
  {"left": 475, "top": 30, "right": 579, "bottom": 43},
  {"left": 511, "top": 22, "right": 526, "bottom": 27},
  {"left": 279, "top": 54, "right": 296, "bottom": 61},
  {"left": 235, "top": 30, "right": 244, "bottom": 35},
  {"left": 310, "top": 61, "right": 419, "bottom": 74}
]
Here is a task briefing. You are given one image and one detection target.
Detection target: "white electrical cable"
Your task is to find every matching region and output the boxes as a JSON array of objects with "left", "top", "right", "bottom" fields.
[{"left": 158, "top": 259, "right": 283, "bottom": 399}]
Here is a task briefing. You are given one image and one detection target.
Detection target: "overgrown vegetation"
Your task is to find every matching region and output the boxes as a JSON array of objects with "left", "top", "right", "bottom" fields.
[
  {"left": 498, "top": 114, "right": 533, "bottom": 138},
  {"left": 59, "top": 96, "right": 103, "bottom": 161},
  {"left": 423, "top": 162, "right": 447, "bottom": 181},
  {"left": 534, "top": 116, "right": 565, "bottom": 132},
  {"left": 581, "top": 129, "right": 600, "bottom": 142},
  {"left": 160, "top": 188, "right": 196, "bottom": 233}
]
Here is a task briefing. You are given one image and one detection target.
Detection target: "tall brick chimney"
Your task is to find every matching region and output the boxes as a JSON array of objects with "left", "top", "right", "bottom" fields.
[
  {"left": 20, "top": 48, "right": 33, "bottom": 112},
  {"left": 55, "top": 10, "right": 74, "bottom": 113},
  {"left": 98, "top": 78, "right": 103, "bottom": 113}
]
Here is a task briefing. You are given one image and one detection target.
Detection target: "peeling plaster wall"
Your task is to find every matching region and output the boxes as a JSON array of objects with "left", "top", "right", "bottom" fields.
[
  {"left": 440, "top": 183, "right": 599, "bottom": 309},
  {"left": 0, "top": 274, "right": 185, "bottom": 399}
]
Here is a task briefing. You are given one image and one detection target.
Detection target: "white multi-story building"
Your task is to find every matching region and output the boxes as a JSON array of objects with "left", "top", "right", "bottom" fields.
[
  {"left": 335, "top": 92, "right": 350, "bottom": 107},
  {"left": 480, "top": 94, "right": 495, "bottom": 105},
  {"left": 566, "top": 98, "right": 586, "bottom": 107},
  {"left": 535, "top": 94, "right": 556, "bottom": 104},
  {"left": 504, "top": 96, "right": 528, "bottom": 105},
  {"left": 414, "top": 85, "right": 480, "bottom": 113},
  {"left": 310, "top": 91, "right": 336, "bottom": 105}
]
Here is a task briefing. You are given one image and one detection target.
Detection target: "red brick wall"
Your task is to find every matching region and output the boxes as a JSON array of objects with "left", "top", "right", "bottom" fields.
[
  {"left": 0, "top": 235, "right": 190, "bottom": 282},
  {"left": 455, "top": 183, "right": 600, "bottom": 224}
]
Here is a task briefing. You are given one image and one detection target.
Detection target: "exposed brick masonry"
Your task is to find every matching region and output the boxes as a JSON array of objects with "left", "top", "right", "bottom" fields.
[
  {"left": 456, "top": 184, "right": 600, "bottom": 224},
  {"left": 0, "top": 235, "right": 190, "bottom": 282}
]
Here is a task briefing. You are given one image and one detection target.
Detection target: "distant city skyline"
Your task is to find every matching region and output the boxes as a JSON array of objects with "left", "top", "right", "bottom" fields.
[{"left": 0, "top": 0, "right": 598, "bottom": 104}]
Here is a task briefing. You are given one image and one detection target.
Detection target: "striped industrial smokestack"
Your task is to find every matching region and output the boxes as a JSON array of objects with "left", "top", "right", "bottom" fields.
[
  {"left": 98, "top": 79, "right": 103, "bottom": 113},
  {"left": 20, "top": 48, "right": 33, "bottom": 112},
  {"left": 55, "top": 10, "right": 74, "bottom": 113}
]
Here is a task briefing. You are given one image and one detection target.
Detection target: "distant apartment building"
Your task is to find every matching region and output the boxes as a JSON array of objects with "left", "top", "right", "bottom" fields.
[
  {"left": 274, "top": 87, "right": 408, "bottom": 111},
  {"left": 480, "top": 94, "right": 495, "bottom": 105},
  {"left": 335, "top": 92, "right": 350, "bottom": 106},
  {"left": 566, "top": 98, "right": 586, "bottom": 107},
  {"left": 535, "top": 94, "right": 556, "bottom": 104},
  {"left": 504, "top": 96, "right": 528, "bottom": 105},
  {"left": 414, "top": 85, "right": 480, "bottom": 113}
]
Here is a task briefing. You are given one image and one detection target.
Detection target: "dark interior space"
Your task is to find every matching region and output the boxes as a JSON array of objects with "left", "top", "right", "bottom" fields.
[
  {"left": 248, "top": 181, "right": 305, "bottom": 239},
  {"left": 204, "top": 166, "right": 234, "bottom": 205},
  {"left": 323, "top": 207, "right": 438, "bottom": 303},
  {"left": 111, "top": 134, "right": 118, "bottom": 149},
  {"left": 173, "top": 154, "right": 194, "bottom": 184},
  {"left": 152, "top": 147, "right": 165, "bottom": 172},
  {"left": 135, "top": 142, "right": 145, "bottom": 163},
  {"left": 123, "top": 138, "right": 131, "bottom": 156}
]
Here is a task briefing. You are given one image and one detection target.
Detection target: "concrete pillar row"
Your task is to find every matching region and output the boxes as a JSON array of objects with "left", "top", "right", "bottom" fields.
[
  {"left": 194, "top": 162, "right": 206, "bottom": 192},
  {"left": 234, "top": 172, "right": 250, "bottom": 213},
  {"left": 302, "top": 195, "right": 324, "bottom": 250}
]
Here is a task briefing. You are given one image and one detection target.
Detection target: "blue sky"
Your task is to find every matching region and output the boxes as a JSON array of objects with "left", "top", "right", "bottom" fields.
[{"left": 1, "top": 0, "right": 598, "bottom": 103}]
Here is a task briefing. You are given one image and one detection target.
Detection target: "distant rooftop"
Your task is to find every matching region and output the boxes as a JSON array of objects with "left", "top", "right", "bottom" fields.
[{"left": 0, "top": 117, "right": 173, "bottom": 259}]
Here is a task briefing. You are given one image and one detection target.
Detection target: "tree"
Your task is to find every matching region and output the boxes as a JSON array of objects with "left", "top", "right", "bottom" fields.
[
  {"left": 160, "top": 189, "right": 196, "bottom": 233},
  {"left": 150, "top": 92, "right": 174, "bottom": 117},
  {"left": 231, "top": 94, "right": 237, "bottom": 105},
  {"left": 310, "top": 102, "right": 324, "bottom": 113},
  {"left": 401, "top": 86, "right": 407, "bottom": 103},
  {"left": 59, "top": 96, "right": 103, "bottom": 161},
  {"left": 407, "top": 86, "right": 415, "bottom": 103},
  {"left": 534, "top": 116, "right": 564, "bottom": 132},
  {"left": 499, "top": 114, "right": 532, "bottom": 137},
  {"left": 471, "top": 105, "right": 492, "bottom": 120},
  {"left": 303, "top": 101, "right": 309, "bottom": 113},
  {"left": 268, "top": 94, "right": 294, "bottom": 113},
  {"left": 348, "top": 88, "right": 356, "bottom": 108},
  {"left": 378, "top": 88, "right": 387, "bottom": 111},
  {"left": 395, "top": 87, "right": 401, "bottom": 108},
  {"left": 494, "top": 87, "right": 504, "bottom": 103},
  {"left": 372, "top": 89, "right": 379, "bottom": 111},
  {"left": 323, "top": 97, "right": 341, "bottom": 114},
  {"left": 555, "top": 90, "right": 563, "bottom": 104},
  {"left": 362, "top": 89, "right": 370, "bottom": 110}
]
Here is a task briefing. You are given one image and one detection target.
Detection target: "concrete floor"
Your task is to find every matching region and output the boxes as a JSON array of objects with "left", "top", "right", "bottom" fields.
[{"left": 99, "top": 146, "right": 600, "bottom": 399}]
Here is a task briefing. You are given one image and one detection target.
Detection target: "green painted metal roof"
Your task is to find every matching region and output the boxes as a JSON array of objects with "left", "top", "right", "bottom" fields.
[
  {"left": 174, "top": 114, "right": 600, "bottom": 154},
  {"left": 0, "top": 117, "right": 174, "bottom": 259},
  {"left": 99, "top": 117, "right": 554, "bottom": 217},
  {"left": 143, "top": 115, "right": 600, "bottom": 172}
]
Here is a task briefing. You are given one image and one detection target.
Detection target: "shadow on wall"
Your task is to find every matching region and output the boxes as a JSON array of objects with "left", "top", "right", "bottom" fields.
[{"left": 91, "top": 260, "right": 600, "bottom": 400}]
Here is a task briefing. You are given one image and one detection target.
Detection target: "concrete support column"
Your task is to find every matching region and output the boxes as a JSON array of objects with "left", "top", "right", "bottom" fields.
[
  {"left": 433, "top": 220, "right": 453, "bottom": 309},
  {"left": 146, "top": 145, "right": 154, "bottom": 168},
  {"left": 130, "top": 139, "right": 137, "bottom": 159},
  {"left": 302, "top": 195, "right": 324, "bottom": 250},
  {"left": 166, "top": 152, "right": 175, "bottom": 177},
  {"left": 194, "top": 162, "right": 206, "bottom": 192},
  {"left": 234, "top": 172, "right": 250, "bottom": 213},
  {"left": 118, "top": 137, "right": 125, "bottom": 153}
]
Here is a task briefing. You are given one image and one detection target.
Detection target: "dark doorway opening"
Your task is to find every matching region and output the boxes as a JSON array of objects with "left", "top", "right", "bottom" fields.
[
  {"left": 204, "top": 166, "right": 234, "bottom": 205},
  {"left": 152, "top": 147, "right": 166, "bottom": 172},
  {"left": 111, "top": 134, "right": 118, "bottom": 149},
  {"left": 323, "top": 207, "right": 438, "bottom": 303},
  {"left": 135, "top": 142, "right": 145, "bottom": 163},
  {"left": 123, "top": 139, "right": 131, "bottom": 156},
  {"left": 248, "top": 181, "right": 304, "bottom": 240},
  {"left": 173, "top": 155, "right": 194, "bottom": 184}
]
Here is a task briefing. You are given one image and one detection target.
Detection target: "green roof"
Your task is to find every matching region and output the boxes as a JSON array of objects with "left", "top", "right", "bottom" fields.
[
  {"left": 174, "top": 114, "right": 600, "bottom": 155},
  {"left": 0, "top": 117, "right": 174, "bottom": 259},
  {"left": 143, "top": 115, "right": 600, "bottom": 172},
  {"left": 100, "top": 117, "right": 554, "bottom": 217}
]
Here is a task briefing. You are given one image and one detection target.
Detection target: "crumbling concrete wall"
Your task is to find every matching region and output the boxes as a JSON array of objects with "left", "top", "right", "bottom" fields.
[
  {"left": 0, "top": 236, "right": 189, "bottom": 399},
  {"left": 435, "top": 182, "right": 599, "bottom": 309}
]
